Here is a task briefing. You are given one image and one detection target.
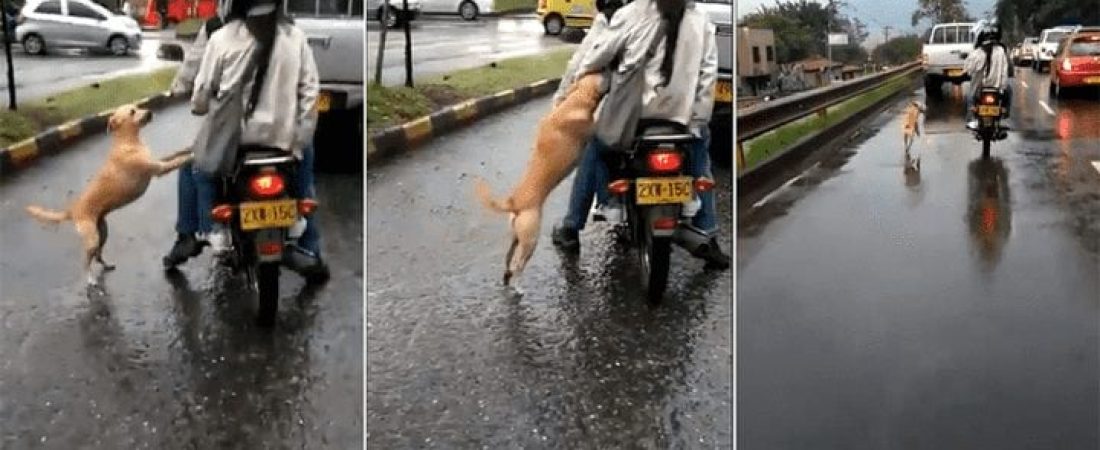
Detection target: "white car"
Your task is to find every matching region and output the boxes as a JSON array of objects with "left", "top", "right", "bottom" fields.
[
  {"left": 920, "top": 22, "right": 978, "bottom": 93},
  {"left": 420, "top": 0, "right": 492, "bottom": 20},
  {"left": 1033, "top": 26, "right": 1077, "bottom": 72},
  {"left": 15, "top": 0, "right": 142, "bottom": 56}
]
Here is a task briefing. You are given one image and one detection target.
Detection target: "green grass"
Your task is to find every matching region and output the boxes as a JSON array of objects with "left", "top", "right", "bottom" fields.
[
  {"left": 367, "top": 48, "right": 574, "bottom": 131},
  {"left": 743, "top": 74, "right": 914, "bottom": 168},
  {"left": 0, "top": 67, "right": 178, "bottom": 148},
  {"left": 492, "top": 0, "right": 537, "bottom": 13},
  {"left": 175, "top": 18, "right": 204, "bottom": 39}
]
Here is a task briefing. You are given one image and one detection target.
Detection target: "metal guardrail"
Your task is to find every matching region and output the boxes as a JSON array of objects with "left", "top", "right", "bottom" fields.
[{"left": 735, "top": 61, "right": 923, "bottom": 170}]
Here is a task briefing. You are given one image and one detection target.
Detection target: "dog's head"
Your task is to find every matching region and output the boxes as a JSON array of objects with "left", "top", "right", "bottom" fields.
[
  {"left": 910, "top": 101, "right": 927, "bottom": 113},
  {"left": 107, "top": 104, "right": 154, "bottom": 134}
]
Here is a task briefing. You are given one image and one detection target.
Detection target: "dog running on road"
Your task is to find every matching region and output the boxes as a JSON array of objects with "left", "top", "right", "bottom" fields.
[
  {"left": 25, "top": 104, "right": 193, "bottom": 286},
  {"left": 474, "top": 73, "right": 604, "bottom": 288},
  {"left": 901, "top": 100, "right": 926, "bottom": 167}
]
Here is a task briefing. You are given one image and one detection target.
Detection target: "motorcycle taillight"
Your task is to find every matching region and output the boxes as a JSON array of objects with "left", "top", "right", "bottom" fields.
[
  {"left": 647, "top": 148, "right": 682, "bottom": 173},
  {"left": 249, "top": 169, "right": 285, "bottom": 199},
  {"left": 980, "top": 93, "right": 998, "bottom": 105}
]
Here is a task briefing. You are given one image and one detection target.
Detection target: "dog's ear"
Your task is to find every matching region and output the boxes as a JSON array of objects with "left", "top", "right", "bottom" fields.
[{"left": 107, "top": 114, "right": 121, "bottom": 131}]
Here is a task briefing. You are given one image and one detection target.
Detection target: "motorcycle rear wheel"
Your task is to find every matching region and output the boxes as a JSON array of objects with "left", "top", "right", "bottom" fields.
[
  {"left": 981, "top": 137, "right": 991, "bottom": 160},
  {"left": 639, "top": 230, "right": 671, "bottom": 305},
  {"left": 256, "top": 263, "right": 280, "bottom": 327}
]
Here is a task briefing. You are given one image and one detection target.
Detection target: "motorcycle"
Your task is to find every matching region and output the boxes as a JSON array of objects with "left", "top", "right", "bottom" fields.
[
  {"left": 603, "top": 121, "right": 715, "bottom": 303},
  {"left": 971, "top": 86, "right": 1009, "bottom": 159},
  {"left": 209, "top": 147, "right": 317, "bottom": 327}
]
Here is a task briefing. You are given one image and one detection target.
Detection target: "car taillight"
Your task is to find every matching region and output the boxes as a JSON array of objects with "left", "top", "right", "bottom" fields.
[
  {"left": 980, "top": 93, "right": 997, "bottom": 105},
  {"left": 653, "top": 217, "right": 678, "bottom": 230},
  {"left": 249, "top": 170, "right": 285, "bottom": 198},
  {"left": 694, "top": 177, "right": 716, "bottom": 192},
  {"left": 608, "top": 179, "right": 630, "bottom": 195},
  {"left": 298, "top": 198, "right": 318, "bottom": 216},
  {"left": 1062, "top": 58, "right": 1072, "bottom": 71},
  {"left": 647, "top": 150, "right": 682, "bottom": 173},
  {"left": 211, "top": 204, "right": 233, "bottom": 223}
]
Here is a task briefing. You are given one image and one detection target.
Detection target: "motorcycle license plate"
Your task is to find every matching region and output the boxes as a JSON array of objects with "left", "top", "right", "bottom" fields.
[
  {"left": 635, "top": 177, "right": 693, "bottom": 205},
  {"left": 714, "top": 80, "right": 732, "bottom": 103},
  {"left": 1085, "top": 76, "right": 1100, "bottom": 85},
  {"left": 239, "top": 200, "right": 298, "bottom": 231},
  {"left": 947, "top": 68, "right": 964, "bottom": 77},
  {"left": 316, "top": 91, "right": 332, "bottom": 112},
  {"left": 977, "top": 105, "right": 1000, "bottom": 117}
]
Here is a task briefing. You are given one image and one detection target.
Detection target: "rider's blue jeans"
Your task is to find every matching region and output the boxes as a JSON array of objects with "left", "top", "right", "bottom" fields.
[
  {"left": 562, "top": 130, "right": 718, "bottom": 235},
  {"left": 175, "top": 144, "right": 322, "bottom": 257}
]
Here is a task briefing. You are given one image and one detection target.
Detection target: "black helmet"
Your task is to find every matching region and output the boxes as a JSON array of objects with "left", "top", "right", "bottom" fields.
[{"left": 975, "top": 20, "right": 1002, "bottom": 45}]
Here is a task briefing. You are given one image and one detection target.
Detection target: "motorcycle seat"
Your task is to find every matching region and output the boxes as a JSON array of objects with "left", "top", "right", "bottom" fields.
[
  {"left": 636, "top": 121, "right": 695, "bottom": 144},
  {"left": 240, "top": 147, "right": 297, "bottom": 166}
]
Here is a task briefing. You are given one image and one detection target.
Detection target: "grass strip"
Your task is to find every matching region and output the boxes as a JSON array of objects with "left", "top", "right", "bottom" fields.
[
  {"left": 0, "top": 67, "right": 178, "bottom": 148},
  {"left": 743, "top": 74, "right": 914, "bottom": 169},
  {"left": 367, "top": 48, "right": 574, "bottom": 131},
  {"left": 492, "top": 0, "right": 537, "bottom": 13}
]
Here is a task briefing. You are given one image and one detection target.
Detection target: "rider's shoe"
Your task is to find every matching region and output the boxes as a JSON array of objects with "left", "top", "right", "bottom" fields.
[
  {"left": 966, "top": 120, "right": 979, "bottom": 131},
  {"left": 284, "top": 244, "right": 330, "bottom": 285},
  {"left": 163, "top": 233, "right": 207, "bottom": 269},
  {"left": 551, "top": 223, "right": 580, "bottom": 252},
  {"left": 692, "top": 237, "right": 731, "bottom": 270},
  {"left": 205, "top": 229, "right": 231, "bottom": 255}
]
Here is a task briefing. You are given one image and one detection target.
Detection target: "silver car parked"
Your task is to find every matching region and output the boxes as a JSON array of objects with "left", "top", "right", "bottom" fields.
[{"left": 16, "top": 0, "right": 142, "bottom": 56}]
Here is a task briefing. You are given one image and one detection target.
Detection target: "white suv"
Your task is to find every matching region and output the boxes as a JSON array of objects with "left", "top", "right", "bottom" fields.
[
  {"left": 921, "top": 22, "right": 978, "bottom": 93},
  {"left": 1032, "top": 26, "right": 1077, "bottom": 72}
]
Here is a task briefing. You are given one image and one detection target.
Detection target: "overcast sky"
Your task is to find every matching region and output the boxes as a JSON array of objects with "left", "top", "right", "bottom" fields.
[{"left": 736, "top": 0, "right": 998, "bottom": 48}]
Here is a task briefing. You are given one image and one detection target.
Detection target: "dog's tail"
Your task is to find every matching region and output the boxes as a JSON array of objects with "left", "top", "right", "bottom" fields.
[
  {"left": 25, "top": 205, "right": 71, "bottom": 224},
  {"left": 474, "top": 178, "right": 515, "bottom": 214}
]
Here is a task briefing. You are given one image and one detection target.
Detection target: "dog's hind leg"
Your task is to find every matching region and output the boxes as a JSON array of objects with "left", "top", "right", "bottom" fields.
[
  {"left": 502, "top": 235, "right": 519, "bottom": 286},
  {"left": 76, "top": 220, "right": 101, "bottom": 286},
  {"left": 95, "top": 217, "right": 115, "bottom": 271}
]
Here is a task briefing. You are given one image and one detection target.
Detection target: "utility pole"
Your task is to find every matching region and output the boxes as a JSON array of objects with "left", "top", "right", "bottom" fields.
[
  {"left": 401, "top": 0, "right": 412, "bottom": 87},
  {"left": 826, "top": 0, "right": 834, "bottom": 83},
  {"left": 2, "top": 0, "right": 15, "bottom": 110},
  {"left": 372, "top": 0, "right": 389, "bottom": 85},
  {"left": 883, "top": 25, "right": 892, "bottom": 43}
]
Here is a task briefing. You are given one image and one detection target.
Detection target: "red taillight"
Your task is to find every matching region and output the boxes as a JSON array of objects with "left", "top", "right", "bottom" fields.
[
  {"left": 258, "top": 241, "right": 283, "bottom": 256},
  {"left": 694, "top": 177, "right": 716, "bottom": 192},
  {"left": 654, "top": 217, "right": 678, "bottom": 230},
  {"left": 608, "top": 179, "right": 630, "bottom": 195},
  {"left": 980, "top": 94, "right": 997, "bottom": 105},
  {"left": 647, "top": 150, "right": 682, "bottom": 172},
  {"left": 249, "top": 170, "right": 285, "bottom": 198},
  {"left": 298, "top": 198, "right": 318, "bottom": 216},
  {"left": 211, "top": 204, "right": 234, "bottom": 223}
]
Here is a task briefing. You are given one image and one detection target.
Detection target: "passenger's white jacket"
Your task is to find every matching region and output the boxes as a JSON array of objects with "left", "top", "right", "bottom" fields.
[
  {"left": 191, "top": 21, "right": 319, "bottom": 157},
  {"left": 554, "top": 0, "right": 717, "bottom": 138}
]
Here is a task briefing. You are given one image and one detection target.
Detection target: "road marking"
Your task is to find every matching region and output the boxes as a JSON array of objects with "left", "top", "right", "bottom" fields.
[
  {"left": 1039, "top": 100, "right": 1056, "bottom": 116},
  {"left": 1092, "top": 161, "right": 1100, "bottom": 175},
  {"left": 1020, "top": 80, "right": 1029, "bottom": 89}
]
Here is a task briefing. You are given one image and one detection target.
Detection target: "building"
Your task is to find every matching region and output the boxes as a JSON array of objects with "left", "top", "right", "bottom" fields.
[
  {"left": 776, "top": 56, "right": 845, "bottom": 91},
  {"left": 737, "top": 27, "right": 778, "bottom": 96}
]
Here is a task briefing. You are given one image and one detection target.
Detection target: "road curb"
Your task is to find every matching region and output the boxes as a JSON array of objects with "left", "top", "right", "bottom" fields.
[
  {"left": 367, "top": 77, "right": 561, "bottom": 164},
  {"left": 0, "top": 92, "right": 184, "bottom": 183}
]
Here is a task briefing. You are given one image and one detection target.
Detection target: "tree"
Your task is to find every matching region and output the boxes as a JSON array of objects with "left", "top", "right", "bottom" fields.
[
  {"left": 873, "top": 35, "right": 923, "bottom": 65},
  {"left": 995, "top": 0, "right": 1100, "bottom": 43},
  {"left": 739, "top": 0, "right": 869, "bottom": 65},
  {"left": 401, "top": 0, "right": 413, "bottom": 87},
  {"left": 911, "top": 0, "right": 972, "bottom": 27}
]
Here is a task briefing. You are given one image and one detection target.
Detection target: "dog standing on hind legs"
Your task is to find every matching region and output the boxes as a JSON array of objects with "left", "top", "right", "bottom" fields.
[
  {"left": 902, "top": 100, "right": 927, "bottom": 169},
  {"left": 25, "top": 104, "right": 193, "bottom": 287},
  {"left": 474, "top": 73, "right": 604, "bottom": 290}
]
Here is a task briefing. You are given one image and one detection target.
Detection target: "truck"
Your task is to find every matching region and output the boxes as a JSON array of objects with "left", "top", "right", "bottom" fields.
[
  {"left": 286, "top": 0, "right": 365, "bottom": 170},
  {"left": 921, "top": 22, "right": 978, "bottom": 95}
]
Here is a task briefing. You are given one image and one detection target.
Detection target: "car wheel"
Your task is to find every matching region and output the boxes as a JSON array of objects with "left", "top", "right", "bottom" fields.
[
  {"left": 22, "top": 34, "right": 46, "bottom": 55},
  {"left": 459, "top": 0, "right": 478, "bottom": 20},
  {"left": 543, "top": 14, "right": 564, "bottom": 35},
  {"left": 108, "top": 36, "right": 129, "bottom": 56}
]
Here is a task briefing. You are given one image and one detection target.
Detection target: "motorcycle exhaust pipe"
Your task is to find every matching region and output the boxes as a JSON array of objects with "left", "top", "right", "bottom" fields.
[{"left": 673, "top": 225, "right": 711, "bottom": 254}]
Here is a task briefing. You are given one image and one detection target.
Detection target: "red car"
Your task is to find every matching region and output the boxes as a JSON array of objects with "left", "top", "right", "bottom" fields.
[{"left": 1050, "top": 28, "right": 1100, "bottom": 98}]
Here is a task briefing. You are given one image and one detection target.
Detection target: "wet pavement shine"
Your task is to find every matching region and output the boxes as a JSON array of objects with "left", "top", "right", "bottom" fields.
[
  {"left": 738, "top": 69, "right": 1100, "bottom": 448},
  {"left": 0, "top": 105, "right": 363, "bottom": 448},
  {"left": 367, "top": 98, "right": 733, "bottom": 447}
]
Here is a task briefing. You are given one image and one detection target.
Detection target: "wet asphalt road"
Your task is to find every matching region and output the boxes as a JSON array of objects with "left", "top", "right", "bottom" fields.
[
  {"left": 0, "top": 31, "right": 176, "bottom": 102},
  {"left": 738, "top": 69, "right": 1100, "bottom": 448},
  {"left": 366, "top": 15, "right": 574, "bottom": 86},
  {"left": 366, "top": 98, "right": 733, "bottom": 447},
  {"left": 0, "top": 104, "right": 362, "bottom": 448}
]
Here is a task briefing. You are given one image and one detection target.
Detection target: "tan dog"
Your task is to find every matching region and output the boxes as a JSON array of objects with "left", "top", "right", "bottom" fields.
[
  {"left": 901, "top": 100, "right": 926, "bottom": 169},
  {"left": 26, "top": 104, "right": 193, "bottom": 286},
  {"left": 475, "top": 73, "right": 604, "bottom": 287}
]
